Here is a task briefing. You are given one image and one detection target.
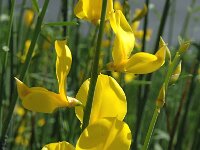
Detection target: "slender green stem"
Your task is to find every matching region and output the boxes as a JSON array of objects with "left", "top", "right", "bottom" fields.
[
  {"left": 134, "top": 2, "right": 172, "bottom": 146},
  {"left": 164, "top": 52, "right": 180, "bottom": 90},
  {"left": 62, "top": 0, "right": 68, "bottom": 36},
  {"left": 168, "top": 69, "right": 192, "bottom": 150},
  {"left": 133, "top": 1, "right": 149, "bottom": 148},
  {"left": 142, "top": 107, "right": 160, "bottom": 150},
  {"left": 16, "top": 0, "right": 26, "bottom": 50},
  {"left": 153, "top": 0, "right": 171, "bottom": 53},
  {"left": 180, "top": 0, "right": 196, "bottom": 38},
  {"left": 0, "top": 0, "right": 15, "bottom": 129},
  {"left": 168, "top": 0, "right": 176, "bottom": 45},
  {"left": 175, "top": 46, "right": 200, "bottom": 150},
  {"left": 141, "top": 0, "right": 149, "bottom": 52},
  {"left": 0, "top": 0, "right": 49, "bottom": 145},
  {"left": 0, "top": 0, "right": 2, "bottom": 17},
  {"left": 82, "top": 0, "right": 107, "bottom": 131}
]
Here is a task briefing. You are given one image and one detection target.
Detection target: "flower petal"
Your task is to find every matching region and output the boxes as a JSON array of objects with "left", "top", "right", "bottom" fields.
[
  {"left": 75, "top": 74, "right": 127, "bottom": 125},
  {"left": 74, "top": 0, "right": 113, "bottom": 24},
  {"left": 109, "top": 10, "right": 135, "bottom": 64},
  {"left": 55, "top": 40, "right": 72, "bottom": 98},
  {"left": 42, "top": 141, "right": 75, "bottom": 150},
  {"left": 15, "top": 78, "right": 68, "bottom": 113},
  {"left": 125, "top": 39, "right": 167, "bottom": 74},
  {"left": 76, "top": 117, "right": 132, "bottom": 150}
]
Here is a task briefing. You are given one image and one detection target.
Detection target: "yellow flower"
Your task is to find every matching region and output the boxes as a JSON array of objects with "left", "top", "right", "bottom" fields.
[
  {"left": 23, "top": 9, "right": 34, "bottom": 26},
  {"left": 42, "top": 118, "right": 131, "bottom": 150},
  {"left": 74, "top": 0, "right": 114, "bottom": 24},
  {"left": 42, "top": 141, "right": 75, "bottom": 150},
  {"left": 37, "top": 118, "right": 46, "bottom": 127},
  {"left": 17, "top": 40, "right": 36, "bottom": 63},
  {"left": 75, "top": 74, "right": 127, "bottom": 125},
  {"left": 15, "top": 135, "right": 29, "bottom": 146},
  {"left": 131, "top": 21, "right": 152, "bottom": 49},
  {"left": 114, "top": 0, "right": 123, "bottom": 11},
  {"left": 107, "top": 10, "right": 166, "bottom": 74},
  {"left": 14, "top": 105, "right": 25, "bottom": 116},
  {"left": 112, "top": 72, "right": 136, "bottom": 83},
  {"left": 42, "top": 74, "right": 131, "bottom": 149},
  {"left": 108, "top": 10, "right": 135, "bottom": 68},
  {"left": 76, "top": 117, "right": 131, "bottom": 150},
  {"left": 15, "top": 40, "right": 81, "bottom": 113}
]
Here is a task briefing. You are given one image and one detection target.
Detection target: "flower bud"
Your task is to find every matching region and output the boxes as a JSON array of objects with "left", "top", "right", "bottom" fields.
[
  {"left": 170, "top": 61, "right": 182, "bottom": 85},
  {"left": 156, "top": 85, "right": 165, "bottom": 108},
  {"left": 178, "top": 41, "right": 190, "bottom": 55}
]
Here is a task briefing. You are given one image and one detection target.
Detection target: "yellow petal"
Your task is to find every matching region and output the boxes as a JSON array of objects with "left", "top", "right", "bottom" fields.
[
  {"left": 75, "top": 74, "right": 127, "bottom": 125},
  {"left": 125, "top": 40, "right": 167, "bottom": 74},
  {"left": 42, "top": 141, "right": 75, "bottom": 150},
  {"left": 76, "top": 117, "right": 132, "bottom": 150},
  {"left": 114, "top": 0, "right": 123, "bottom": 11},
  {"left": 109, "top": 10, "right": 135, "bottom": 65},
  {"left": 55, "top": 40, "right": 72, "bottom": 98},
  {"left": 23, "top": 9, "right": 34, "bottom": 26},
  {"left": 74, "top": 0, "right": 113, "bottom": 24},
  {"left": 15, "top": 78, "right": 68, "bottom": 113}
]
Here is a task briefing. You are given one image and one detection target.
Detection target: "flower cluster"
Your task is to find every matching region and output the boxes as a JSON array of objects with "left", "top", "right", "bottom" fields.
[{"left": 15, "top": 0, "right": 169, "bottom": 149}]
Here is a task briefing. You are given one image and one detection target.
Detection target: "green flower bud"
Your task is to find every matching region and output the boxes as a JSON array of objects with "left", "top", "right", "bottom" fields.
[{"left": 156, "top": 85, "right": 165, "bottom": 108}]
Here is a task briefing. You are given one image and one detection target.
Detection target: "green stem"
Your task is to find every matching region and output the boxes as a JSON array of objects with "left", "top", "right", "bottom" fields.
[
  {"left": 153, "top": 0, "right": 171, "bottom": 53},
  {"left": 164, "top": 52, "right": 180, "bottom": 90},
  {"left": 142, "top": 107, "right": 160, "bottom": 150},
  {"left": 0, "top": 0, "right": 49, "bottom": 145},
  {"left": 175, "top": 46, "right": 200, "bottom": 150},
  {"left": 133, "top": 0, "right": 149, "bottom": 148},
  {"left": 0, "top": 0, "right": 15, "bottom": 131},
  {"left": 180, "top": 0, "right": 196, "bottom": 38},
  {"left": 82, "top": 0, "right": 107, "bottom": 131},
  {"left": 62, "top": 0, "right": 68, "bottom": 36},
  {"left": 16, "top": 0, "right": 26, "bottom": 50},
  {"left": 141, "top": 0, "right": 149, "bottom": 52},
  {"left": 168, "top": 0, "right": 176, "bottom": 45}
]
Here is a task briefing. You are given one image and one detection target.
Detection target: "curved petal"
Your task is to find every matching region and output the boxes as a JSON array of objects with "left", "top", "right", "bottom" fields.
[
  {"left": 75, "top": 74, "right": 127, "bottom": 125},
  {"left": 125, "top": 42, "right": 166, "bottom": 74},
  {"left": 109, "top": 10, "right": 135, "bottom": 64},
  {"left": 74, "top": 0, "right": 113, "bottom": 24},
  {"left": 15, "top": 78, "right": 68, "bottom": 113},
  {"left": 55, "top": 40, "right": 72, "bottom": 98},
  {"left": 76, "top": 118, "right": 132, "bottom": 150},
  {"left": 42, "top": 141, "right": 75, "bottom": 150}
]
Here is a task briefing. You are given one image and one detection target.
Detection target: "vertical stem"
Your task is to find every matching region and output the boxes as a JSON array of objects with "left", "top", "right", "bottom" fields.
[
  {"left": 0, "top": 0, "right": 49, "bottom": 146},
  {"left": 62, "top": 0, "right": 68, "bottom": 36},
  {"left": 153, "top": 0, "right": 171, "bottom": 53},
  {"left": 168, "top": 0, "right": 176, "bottom": 45},
  {"left": 16, "top": 0, "right": 26, "bottom": 50},
  {"left": 133, "top": 1, "right": 149, "bottom": 148},
  {"left": 82, "top": 0, "right": 107, "bottom": 131},
  {"left": 180, "top": 0, "right": 196, "bottom": 38},
  {"left": 175, "top": 48, "right": 200, "bottom": 150},
  {"left": 141, "top": 0, "right": 149, "bottom": 52},
  {"left": 134, "top": 1, "right": 171, "bottom": 147},
  {"left": 0, "top": 0, "right": 2, "bottom": 15},
  {"left": 0, "top": 0, "right": 15, "bottom": 132},
  {"left": 142, "top": 107, "right": 160, "bottom": 150},
  {"left": 167, "top": 75, "right": 191, "bottom": 150}
]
